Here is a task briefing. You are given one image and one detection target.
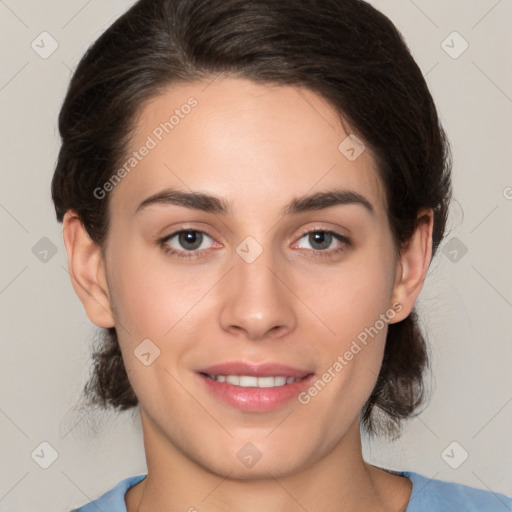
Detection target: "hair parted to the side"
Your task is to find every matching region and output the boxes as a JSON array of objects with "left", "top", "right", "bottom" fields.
[{"left": 52, "top": 0, "right": 452, "bottom": 438}]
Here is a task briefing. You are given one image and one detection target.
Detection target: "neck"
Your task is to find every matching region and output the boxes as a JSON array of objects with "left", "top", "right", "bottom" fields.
[{"left": 127, "top": 410, "right": 410, "bottom": 512}]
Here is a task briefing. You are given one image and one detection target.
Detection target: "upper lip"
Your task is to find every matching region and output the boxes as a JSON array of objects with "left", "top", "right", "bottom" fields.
[{"left": 198, "top": 361, "right": 314, "bottom": 379}]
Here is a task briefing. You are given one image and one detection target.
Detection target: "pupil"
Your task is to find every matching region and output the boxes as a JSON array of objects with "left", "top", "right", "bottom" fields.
[
  {"left": 179, "top": 231, "right": 202, "bottom": 250},
  {"left": 310, "top": 232, "right": 331, "bottom": 250}
]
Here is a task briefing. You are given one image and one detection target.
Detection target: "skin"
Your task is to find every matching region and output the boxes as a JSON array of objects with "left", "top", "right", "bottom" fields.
[{"left": 63, "top": 77, "right": 433, "bottom": 511}]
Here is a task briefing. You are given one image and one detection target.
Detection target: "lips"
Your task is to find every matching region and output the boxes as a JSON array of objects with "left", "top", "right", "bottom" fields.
[
  {"left": 204, "top": 375, "right": 301, "bottom": 387},
  {"left": 196, "top": 361, "right": 315, "bottom": 412}
]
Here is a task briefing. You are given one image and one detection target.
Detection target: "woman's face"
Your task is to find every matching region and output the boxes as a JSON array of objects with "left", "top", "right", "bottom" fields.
[{"left": 102, "top": 77, "right": 406, "bottom": 477}]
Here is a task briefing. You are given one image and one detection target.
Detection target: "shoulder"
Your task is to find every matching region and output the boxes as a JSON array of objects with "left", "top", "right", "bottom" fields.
[
  {"left": 401, "top": 471, "right": 512, "bottom": 511},
  {"left": 70, "top": 474, "right": 147, "bottom": 512}
]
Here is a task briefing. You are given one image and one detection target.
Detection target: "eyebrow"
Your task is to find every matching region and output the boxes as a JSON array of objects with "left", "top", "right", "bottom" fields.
[{"left": 135, "top": 188, "right": 375, "bottom": 217}]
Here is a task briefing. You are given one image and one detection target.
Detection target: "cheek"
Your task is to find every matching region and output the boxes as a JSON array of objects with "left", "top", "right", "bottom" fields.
[
  {"left": 300, "top": 246, "right": 396, "bottom": 400},
  {"left": 306, "top": 251, "right": 396, "bottom": 344},
  {"left": 106, "top": 240, "right": 213, "bottom": 339}
]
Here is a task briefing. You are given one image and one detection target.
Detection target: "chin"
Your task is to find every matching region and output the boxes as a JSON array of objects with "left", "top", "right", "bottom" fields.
[
  {"left": 191, "top": 437, "right": 315, "bottom": 481},
  {"left": 206, "top": 457, "right": 303, "bottom": 481}
]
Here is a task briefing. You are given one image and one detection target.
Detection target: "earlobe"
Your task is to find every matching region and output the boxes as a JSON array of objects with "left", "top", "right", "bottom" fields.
[
  {"left": 62, "top": 211, "right": 115, "bottom": 328},
  {"left": 389, "top": 209, "right": 434, "bottom": 324}
]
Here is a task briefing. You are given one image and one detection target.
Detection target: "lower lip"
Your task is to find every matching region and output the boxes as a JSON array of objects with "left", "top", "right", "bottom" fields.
[{"left": 197, "top": 373, "right": 316, "bottom": 412}]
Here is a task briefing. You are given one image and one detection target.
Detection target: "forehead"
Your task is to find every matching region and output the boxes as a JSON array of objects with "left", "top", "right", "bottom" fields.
[{"left": 110, "top": 77, "right": 387, "bottom": 218}]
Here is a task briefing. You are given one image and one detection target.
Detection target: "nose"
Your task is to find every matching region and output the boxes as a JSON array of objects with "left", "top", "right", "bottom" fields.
[{"left": 218, "top": 248, "right": 297, "bottom": 341}]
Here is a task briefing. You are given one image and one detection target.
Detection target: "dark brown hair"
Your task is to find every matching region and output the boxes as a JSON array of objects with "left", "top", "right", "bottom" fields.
[{"left": 52, "top": 0, "right": 452, "bottom": 438}]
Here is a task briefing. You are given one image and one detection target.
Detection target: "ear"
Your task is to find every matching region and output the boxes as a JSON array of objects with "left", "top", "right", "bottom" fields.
[
  {"left": 389, "top": 208, "right": 434, "bottom": 323},
  {"left": 62, "top": 211, "right": 115, "bottom": 328}
]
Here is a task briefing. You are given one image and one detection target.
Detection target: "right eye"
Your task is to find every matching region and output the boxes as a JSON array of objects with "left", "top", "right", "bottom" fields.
[{"left": 159, "top": 229, "right": 217, "bottom": 259}]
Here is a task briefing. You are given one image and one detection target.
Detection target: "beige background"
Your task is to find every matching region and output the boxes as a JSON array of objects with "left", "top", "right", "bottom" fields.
[{"left": 0, "top": 0, "right": 511, "bottom": 510}]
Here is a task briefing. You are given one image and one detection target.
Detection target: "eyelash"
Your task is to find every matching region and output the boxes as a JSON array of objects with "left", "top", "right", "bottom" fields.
[{"left": 159, "top": 228, "right": 350, "bottom": 260}]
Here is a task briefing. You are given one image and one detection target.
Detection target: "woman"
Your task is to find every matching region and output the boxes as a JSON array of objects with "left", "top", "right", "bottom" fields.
[{"left": 52, "top": 0, "right": 512, "bottom": 510}]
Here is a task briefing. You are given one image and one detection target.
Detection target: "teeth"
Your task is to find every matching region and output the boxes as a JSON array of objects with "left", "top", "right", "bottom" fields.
[
  {"left": 258, "top": 376, "right": 277, "bottom": 388},
  {"left": 274, "top": 376, "right": 287, "bottom": 386},
  {"left": 226, "top": 375, "right": 240, "bottom": 385},
  {"left": 240, "top": 376, "right": 258, "bottom": 387},
  {"left": 207, "top": 374, "right": 302, "bottom": 388}
]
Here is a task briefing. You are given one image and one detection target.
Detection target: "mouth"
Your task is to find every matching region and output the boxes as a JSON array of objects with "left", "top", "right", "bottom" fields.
[
  {"left": 200, "top": 373, "right": 308, "bottom": 388},
  {"left": 196, "top": 361, "right": 315, "bottom": 412}
]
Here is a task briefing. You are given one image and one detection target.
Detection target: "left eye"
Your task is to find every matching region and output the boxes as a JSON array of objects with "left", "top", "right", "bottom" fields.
[{"left": 295, "top": 230, "right": 347, "bottom": 251}]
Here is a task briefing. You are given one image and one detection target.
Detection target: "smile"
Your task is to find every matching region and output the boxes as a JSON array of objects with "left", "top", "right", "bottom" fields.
[{"left": 202, "top": 374, "right": 304, "bottom": 388}]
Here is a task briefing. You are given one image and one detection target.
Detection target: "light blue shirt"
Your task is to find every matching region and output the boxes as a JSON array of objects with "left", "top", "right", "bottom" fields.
[{"left": 71, "top": 471, "right": 512, "bottom": 511}]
